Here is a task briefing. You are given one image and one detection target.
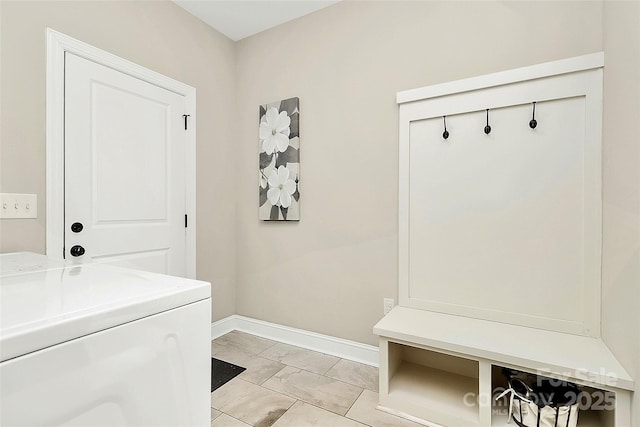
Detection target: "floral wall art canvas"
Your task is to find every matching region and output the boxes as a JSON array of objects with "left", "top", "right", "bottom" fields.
[{"left": 259, "top": 97, "right": 300, "bottom": 220}]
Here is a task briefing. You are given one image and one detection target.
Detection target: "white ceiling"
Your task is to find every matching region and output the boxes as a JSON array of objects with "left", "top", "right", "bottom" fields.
[{"left": 172, "top": 0, "right": 340, "bottom": 41}]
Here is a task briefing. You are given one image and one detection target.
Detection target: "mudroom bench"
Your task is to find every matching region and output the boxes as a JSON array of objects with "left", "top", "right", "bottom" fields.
[{"left": 373, "top": 307, "right": 633, "bottom": 427}]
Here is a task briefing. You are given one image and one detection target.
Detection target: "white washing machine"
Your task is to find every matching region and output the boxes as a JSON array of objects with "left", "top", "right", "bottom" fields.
[{"left": 0, "top": 252, "right": 211, "bottom": 427}]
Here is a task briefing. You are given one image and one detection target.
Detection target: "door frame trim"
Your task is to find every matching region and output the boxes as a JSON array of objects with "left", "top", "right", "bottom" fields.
[{"left": 45, "top": 28, "right": 197, "bottom": 279}]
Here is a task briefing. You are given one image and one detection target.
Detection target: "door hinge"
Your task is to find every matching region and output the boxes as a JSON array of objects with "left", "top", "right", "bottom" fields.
[
  {"left": 185, "top": 214, "right": 188, "bottom": 228},
  {"left": 183, "top": 114, "right": 190, "bottom": 130}
]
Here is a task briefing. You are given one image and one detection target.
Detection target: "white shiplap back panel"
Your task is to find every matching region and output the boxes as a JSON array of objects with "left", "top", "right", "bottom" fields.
[{"left": 398, "top": 55, "right": 603, "bottom": 337}]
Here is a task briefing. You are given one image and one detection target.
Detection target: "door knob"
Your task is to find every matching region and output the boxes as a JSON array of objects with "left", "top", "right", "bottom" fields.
[
  {"left": 70, "top": 245, "right": 85, "bottom": 257},
  {"left": 71, "top": 222, "right": 83, "bottom": 233}
]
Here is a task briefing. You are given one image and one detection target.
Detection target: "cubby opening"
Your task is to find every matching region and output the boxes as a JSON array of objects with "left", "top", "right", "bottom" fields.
[
  {"left": 386, "top": 342, "right": 480, "bottom": 425},
  {"left": 491, "top": 365, "right": 617, "bottom": 427}
]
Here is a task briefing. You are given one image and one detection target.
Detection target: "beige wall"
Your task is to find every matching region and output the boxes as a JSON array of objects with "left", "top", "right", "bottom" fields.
[
  {"left": 0, "top": 0, "right": 238, "bottom": 320},
  {"left": 235, "top": 0, "right": 604, "bottom": 346},
  {"left": 2, "top": 2, "right": 637, "bottom": 418},
  {"left": 602, "top": 1, "right": 640, "bottom": 421}
]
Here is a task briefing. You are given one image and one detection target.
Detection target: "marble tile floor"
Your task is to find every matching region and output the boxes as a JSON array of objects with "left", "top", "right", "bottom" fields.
[{"left": 210, "top": 331, "right": 423, "bottom": 427}]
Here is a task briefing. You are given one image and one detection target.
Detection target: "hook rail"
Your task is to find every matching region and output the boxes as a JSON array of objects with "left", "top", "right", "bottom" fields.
[{"left": 435, "top": 101, "right": 542, "bottom": 141}]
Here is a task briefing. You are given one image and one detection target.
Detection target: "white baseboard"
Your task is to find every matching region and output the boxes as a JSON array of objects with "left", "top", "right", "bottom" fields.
[{"left": 211, "top": 315, "right": 379, "bottom": 367}]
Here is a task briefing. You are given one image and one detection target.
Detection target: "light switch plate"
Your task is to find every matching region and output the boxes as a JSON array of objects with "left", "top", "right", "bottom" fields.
[{"left": 0, "top": 193, "right": 37, "bottom": 219}]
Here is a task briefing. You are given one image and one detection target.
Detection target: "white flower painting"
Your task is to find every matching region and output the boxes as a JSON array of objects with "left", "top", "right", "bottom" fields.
[
  {"left": 260, "top": 109, "right": 291, "bottom": 155},
  {"left": 259, "top": 97, "right": 299, "bottom": 220},
  {"left": 267, "top": 166, "right": 297, "bottom": 208}
]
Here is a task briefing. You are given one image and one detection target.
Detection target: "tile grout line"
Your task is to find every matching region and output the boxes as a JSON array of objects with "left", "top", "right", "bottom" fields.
[
  {"left": 269, "top": 398, "right": 301, "bottom": 427},
  {"left": 257, "top": 363, "right": 289, "bottom": 386},
  {"left": 262, "top": 364, "right": 368, "bottom": 396},
  {"left": 259, "top": 369, "right": 365, "bottom": 419},
  {"left": 212, "top": 333, "right": 383, "bottom": 426},
  {"left": 286, "top": 399, "right": 370, "bottom": 426},
  {"left": 215, "top": 334, "right": 376, "bottom": 380},
  {"left": 213, "top": 337, "right": 378, "bottom": 397},
  {"left": 269, "top": 390, "right": 298, "bottom": 427},
  {"left": 220, "top": 412, "right": 250, "bottom": 427},
  {"left": 344, "top": 388, "right": 365, "bottom": 415},
  {"left": 320, "top": 355, "right": 341, "bottom": 376},
  {"left": 343, "top": 388, "right": 376, "bottom": 427},
  {"left": 214, "top": 377, "right": 297, "bottom": 426},
  {"left": 215, "top": 330, "right": 280, "bottom": 355},
  {"left": 257, "top": 343, "right": 343, "bottom": 373}
]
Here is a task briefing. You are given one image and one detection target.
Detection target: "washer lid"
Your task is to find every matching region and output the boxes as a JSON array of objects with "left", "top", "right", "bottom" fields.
[{"left": 0, "top": 252, "right": 211, "bottom": 362}]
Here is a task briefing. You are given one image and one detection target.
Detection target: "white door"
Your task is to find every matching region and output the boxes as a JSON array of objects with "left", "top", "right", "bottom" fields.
[{"left": 64, "top": 53, "right": 187, "bottom": 276}]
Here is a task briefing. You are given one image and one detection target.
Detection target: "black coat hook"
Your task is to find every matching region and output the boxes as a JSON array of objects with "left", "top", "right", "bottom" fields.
[
  {"left": 484, "top": 109, "right": 492, "bottom": 134},
  {"left": 529, "top": 102, "right": 537, "bottom": 129},
  {"left": 442, "top": 116, "right": 449, "bottom": 140}
]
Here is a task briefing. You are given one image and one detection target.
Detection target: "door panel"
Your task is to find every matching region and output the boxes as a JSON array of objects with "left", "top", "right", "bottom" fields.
[
  {"left": 92, "top": 82, "right": 169, "bottom": 223},
  {"left": 65, "top": 53, "right": 186, "bottom": 276}
]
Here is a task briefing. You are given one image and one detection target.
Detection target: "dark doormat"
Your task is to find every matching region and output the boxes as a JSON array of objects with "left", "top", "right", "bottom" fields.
[{"left": 211, "top": 358, "right": 246, "bottom": 392}]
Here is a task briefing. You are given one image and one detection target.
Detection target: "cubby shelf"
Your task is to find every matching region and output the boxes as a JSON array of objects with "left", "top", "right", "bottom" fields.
[
  {"left": 491, "top": 367, "right": 616, "bottom": 427},
  {"left": 385, "top": 358, "right": 480, "bottom": 425}
]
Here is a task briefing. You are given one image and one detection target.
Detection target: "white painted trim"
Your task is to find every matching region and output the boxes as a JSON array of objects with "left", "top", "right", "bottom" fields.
[
  {"left": 398, "top": 57, "right": 604, "bottom": 337},
  {"left": 211, "top": 315, "right": 379, "bottom": 367},
  {"left": 210, "top": 315, "right": 240, "bottom": 339},
  {"left": 397, "top": 52, "right": 604, "bottom": 104},
  {"left": 375, "top": 405, "right": 434, "bottom": 427},
  {"left": 184, "top": 95, "right": 197, "bottom": 280},
  {"left": 45, "top": 28, "right": 196, "bottom": 278},
  {"left": 45, "top": 29, "right": 66, "bottom": 260}
]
